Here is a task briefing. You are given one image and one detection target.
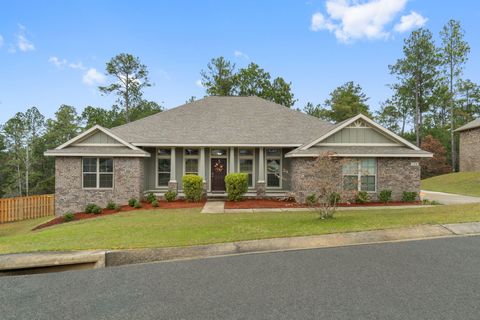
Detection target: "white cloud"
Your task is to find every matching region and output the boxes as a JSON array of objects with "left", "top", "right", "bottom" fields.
[
  {"left": 16, "top": 24, "right": 35, "bottom": 52},
  {"left": 234, "top": 50, "right": 249, "bottom": 60},
  {"left": 68, "top": 62, "right": 86, "bottom": 70},
  {"left": 195, "top": 79, "right": 203, "bottom": 88},
  {"left": 310, "top": 0, "right": 411, "bottom": 43},
  {"left": 82, "top": 68, "right": 105, "bottom": 85},
  {"left": 0, "top": 35, "right": 3, "bottom": 48},
  {"left": 48, "top": 56, "right": 67, "bottom": 68},
  {"left": 394, "top": 11, "right": 427, "bottom": 32}
]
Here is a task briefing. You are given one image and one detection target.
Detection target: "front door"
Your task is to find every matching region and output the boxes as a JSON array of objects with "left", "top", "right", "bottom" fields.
[{"left": 211, "top": 158, "right": 227, "bottom": 191}]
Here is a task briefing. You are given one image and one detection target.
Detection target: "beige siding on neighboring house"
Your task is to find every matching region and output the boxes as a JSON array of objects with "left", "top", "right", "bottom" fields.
[
  {"left": 319, "top": 127, "right": 397, "bottom": 145},
  {"left": 459, "top": 129, "right": 480, "bottom": 172}
]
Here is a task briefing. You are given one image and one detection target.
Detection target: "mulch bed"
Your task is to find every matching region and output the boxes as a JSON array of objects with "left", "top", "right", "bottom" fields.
[
  {"left": 225, "top": 199, "right": 422, "bottom": 209},
  {"left": 33, "top": 199, "right": 207, "bottom": 230}
]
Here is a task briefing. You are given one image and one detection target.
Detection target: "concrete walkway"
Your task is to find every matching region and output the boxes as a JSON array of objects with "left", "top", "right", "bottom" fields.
[
  {"left": 200, "top": 201, "right": 225, "bottom": 213},
  {"left": 421, "top": 190, "right": 480, "bottom": 205}
]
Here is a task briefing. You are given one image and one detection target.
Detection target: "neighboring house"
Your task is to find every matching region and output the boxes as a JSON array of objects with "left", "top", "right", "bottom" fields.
[
  {"left": 455, "top": 118, "right": 480, "bottom": 172},
  {"left": 45, "top": 96, "right": 432, "bottom": 214}
]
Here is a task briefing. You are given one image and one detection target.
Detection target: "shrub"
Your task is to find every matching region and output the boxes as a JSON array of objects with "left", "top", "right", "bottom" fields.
[
  {"left": 151, "top": 199, "right": 159, "bottom": 207},
  {"left": 63, "top": 212, "right": 74, "bottom": 222},
  {"left": 225, "top": 173, "right": 248, "bottom": 201},
  {"left": 182, "top": 175, "right": 204, "bottom": 202},
  {"left": 329, "top": 192, "right": 341, "bottom": 205},
  {"left": 85, "top": 203, "right": 97, "bottom": 214},
  {"left": 134, "top": 200, "right": 142, "bottom": 209},
  {"left": 402, "top": 191, "right": 418, "bottom": 203},
  {"left": 128, "top": 198, "right": 137, "bottom": 207},
  {"left": 378, "top": 190, "right": 392, "bottom": 203},
  {"left": 422, "top": 199, "right": 441, "bottom": 205},
  {"left": 106, "top": 201, "right": 119, "bottom": 211},
  {"left": 355, "top": 191, "right": 369, "bottom": 204},
  {"left": 145, "top": 192, "right": 157, "bottom": 204},
  {"left": 164, "top": 190, "right": 177, "bottom": 202},
  {"left": 305, "top": 193, "right": 318, "bottom": 206},
  {"left": 91, "top": 205, "right": 102, "bottom": 214}
]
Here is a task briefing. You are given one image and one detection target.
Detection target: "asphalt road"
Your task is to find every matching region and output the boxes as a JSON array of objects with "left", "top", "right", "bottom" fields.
[{"left": 2, "top": 236, "right": 480, "bottom": 320}]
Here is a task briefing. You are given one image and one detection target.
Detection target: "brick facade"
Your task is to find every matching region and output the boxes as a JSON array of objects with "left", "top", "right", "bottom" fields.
[
  {"left": 290, "top": 157, "right": 421, "bottom": 203},
  {"left": 55, "top": 157, "right": 144, "bottom": 215},
  {"left": 459, "top": 128, "right": 480, "bottom": 172}
]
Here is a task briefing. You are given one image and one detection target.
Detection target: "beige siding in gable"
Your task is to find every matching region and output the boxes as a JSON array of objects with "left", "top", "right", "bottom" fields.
[
  {"left": 76, "top": 131, "right": 122, "bottom": 145},
  {"left": 319, "top": 127, "right": 397, "bottom": 145}
]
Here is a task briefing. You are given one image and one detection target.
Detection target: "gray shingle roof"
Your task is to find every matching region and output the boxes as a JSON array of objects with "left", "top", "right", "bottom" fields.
[
  {"left": 110, "top": 96, "right": 334, "bottom": 145},
  {"left": 286, "top": 146, "right": 432, "bottom": 157},
  {"left": 454, "top": 118, "right": 480, "bottom": 132},
  {"left": 44, "top": 146, "right": 150, "bottom": 157}
]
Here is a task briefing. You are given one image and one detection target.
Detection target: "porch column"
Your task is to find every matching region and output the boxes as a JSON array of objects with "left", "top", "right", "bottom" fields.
[
  {"left": 257, "top": 147, "right": 266, "bottom": 197},
  {"left": 229, "top": 147, "right": 235, "bottom": 173},
  {"left": 168, "top": 147, "right": 177, "bottom": 191},
  {"left": 199, "top": 147, "right": 206, "bottom": 181}
]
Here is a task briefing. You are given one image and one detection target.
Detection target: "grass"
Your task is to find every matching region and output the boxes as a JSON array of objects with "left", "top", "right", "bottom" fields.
[
  {"left": 2, "top": 204, "right": 480, "bottom": 254},
  {"left": 421, "top": 172, "right": 480, "bottom": 197}
]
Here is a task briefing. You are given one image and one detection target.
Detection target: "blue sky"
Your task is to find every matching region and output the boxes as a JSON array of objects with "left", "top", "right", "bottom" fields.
[{"left": 1, "top": 0, "right": 480, "bottom": 123}]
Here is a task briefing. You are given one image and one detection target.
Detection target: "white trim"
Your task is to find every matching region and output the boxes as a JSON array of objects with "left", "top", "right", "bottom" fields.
[
  {"left": 316, "top": 143, "right": 400, "bottom": 147},
  {"left": 265, "top": 148, "right": 283, "bottom": 189},
  {"left": 183, "top": 148, "right": 200, "bottom": 175},
  {"left": 44, "top": 152, "right": 150, "bottom": 157},
  {"left": 156, "top": 148, "right": 172, "bottom": 188},
  {"left": 82, "top": 157, "right": 114, "bottom": 190},
  {"left": 300, "top": 114, "right": 421, "bottom": 151},
  {"left": 56, "top": 125, "right": 142, "bottom": 151},
  {"left": 238, "top": 148, "right": 256, "bottom": 189},
  {"left": 342, "top": 158, "right": 377, "bottom": 193},
  {"left": 132, "top": 143, "right": 301, "bottom": 147},
  {"left": 285, "top": 153, "right": 432, "bottom": 158}
]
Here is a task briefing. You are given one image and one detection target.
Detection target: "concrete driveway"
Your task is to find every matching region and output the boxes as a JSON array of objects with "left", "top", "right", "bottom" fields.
[{"left": 421, "top": 190, "right": 480, "bottom": 205}]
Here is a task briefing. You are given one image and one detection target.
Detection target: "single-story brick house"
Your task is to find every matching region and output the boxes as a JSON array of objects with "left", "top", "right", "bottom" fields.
[
  {"left": 45, "top": 96, "right": 432, "bottom": 214},
  {"left": 455, "top": 118, "right": 480, "bottom": 172}
]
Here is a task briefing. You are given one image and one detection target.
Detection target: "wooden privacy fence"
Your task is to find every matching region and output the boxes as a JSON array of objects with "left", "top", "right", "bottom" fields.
[{"left": 0, "top": 194, "right": 55, "bottom": 223}]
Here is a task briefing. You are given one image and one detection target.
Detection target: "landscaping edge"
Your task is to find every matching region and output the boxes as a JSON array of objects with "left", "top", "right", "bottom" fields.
[{"left": 2, "top": 221, "right": 480, "bottom": 273}]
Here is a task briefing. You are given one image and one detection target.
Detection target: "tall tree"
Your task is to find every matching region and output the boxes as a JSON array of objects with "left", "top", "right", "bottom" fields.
[
  {"left": 375, "top": 102, "right": 401, "bottom": 133},
  {"left": 321, "top": 81, "right": 371, "bottom": 122},
  {"left": 99, "top": 53, "right": 151, "bottom": 123},
  {"left": 81, "top": 105, "right": 123, "bottom": 129},
  {"left": 389, "top": 28, "right": 440, "bottom": 146},
  {"left": 200, "top": 57, "right": 237, "bottom": 96},
  {"left": 457, "top": 79, "right": 480, "bottom": 123},
  {"left": 303, "top": 102, "right": 326, "bottom": 119},
  {"left": 440, "top": 20, "right": 470, "bottom": 171}
]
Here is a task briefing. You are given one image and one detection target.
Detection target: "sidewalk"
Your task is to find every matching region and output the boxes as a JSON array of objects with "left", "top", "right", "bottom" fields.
[
  {"left": 3, "top": 221, "right": 480, "bottom": 273},
  {"left": 421, "top": 190, "right": 480, "bottom": 205}
]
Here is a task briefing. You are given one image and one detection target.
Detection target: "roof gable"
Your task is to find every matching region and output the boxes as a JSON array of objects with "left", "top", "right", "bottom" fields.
[
  {"left": 300, "top": 114, "right": 420, "bottom": 151},
  {"left": 454, "top": 118, "right": 480, "bottom": 132}
]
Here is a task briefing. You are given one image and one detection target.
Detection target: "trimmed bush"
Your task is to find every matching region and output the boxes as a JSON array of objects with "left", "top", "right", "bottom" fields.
[
  {"left": 91, "top": 205, "right": 102, "bottom": 214},
  {"left": 128, "top": 198, "right": 137, "bottom": 207},
  {"left": 106, "top": 201, "right": 119, "bottom": 211},
  {"left": 63, "top": 212, "right": 74, "bottom": 222},
  {"left": 305, "top": 194, "right": 318, "bottom": 206},
  {"left": 164, "top": 190, "right": 177, "bottom": 202},
  {"left": 145, "top": 192, "right": 157, "bottom": 204},
  {"left": 225, "top": 173, "right": 248, "bottom": 201},
  {"left": 402, "top": 191, "right": 418, "bottom": 203},
  {"left": 329, "top": 192, "right": 341, "bottom": 205},
  {"left": 85, "top": 203, "right": 97, "bottom": 214},
  {"left": 355, "top": 191, "right": 369, "bottom": 204},
  {"left": 182, "top": 175, "right": 204, "bottom": 202},
  {"left": 378, "top": 190, "right": 392, "bottom": 203},
  {"left": 134, "top": 200, "right": 142, "bottom": 209},
  {"left": 151, "top": 199, "right": 159, "bottom": 207}
]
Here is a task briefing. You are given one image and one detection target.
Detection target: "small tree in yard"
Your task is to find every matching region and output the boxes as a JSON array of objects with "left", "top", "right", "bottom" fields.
[
  {"left": 420, "top": 135, "right": 452, "bottom": 178},
  {"left": 301, "top": 153, "right": 349, "bottom": 219}
]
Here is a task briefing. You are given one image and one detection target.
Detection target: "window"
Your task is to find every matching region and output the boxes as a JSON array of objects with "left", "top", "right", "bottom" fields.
[
  {"left": 82, "top": 157, "right": 113, "bottom": 189},
  {"left": 211, "top": 149, "right": 227, "bottom": 156},
  {"left": 184, "top": 148, "right": 200, "bottom": 175},
  {"left": 239, "top": 148, "right": 255, "bottom": 188},
  {"left": 342, "top": 158, "right": 377, "bottom": 192},
  {"left": 266, "top": 148, "right": 282, "bottom": 188},
  {"left": 157, "top": 148, "right": 171, "bottom": 187}
]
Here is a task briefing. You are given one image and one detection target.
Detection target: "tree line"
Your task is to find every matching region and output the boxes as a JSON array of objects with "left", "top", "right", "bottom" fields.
[{"left": 1, "top": 19, "right": 478, "bottom": 197}]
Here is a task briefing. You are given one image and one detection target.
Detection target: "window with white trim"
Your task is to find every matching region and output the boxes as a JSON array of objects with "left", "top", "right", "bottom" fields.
[
  {"left": 266, "top": 148, "right": 282, "bottom": 188},
  {"left": 82, "top": 157, "right": 113, "bottom": 189},
  {"left": 184, "top": 148, "right": 199, "bottom": 175},
  {"left": 238, "top": 148, "right": 254, "bottom": 188},
  {"left": 342, "top": 158, "right": 376, "bottom": 192},
  {"left": 157, "top": 148, "right": 171, "bottom": 187}
]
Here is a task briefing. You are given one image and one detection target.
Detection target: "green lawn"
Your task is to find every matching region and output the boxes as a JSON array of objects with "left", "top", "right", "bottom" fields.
[
  {"left": 421, "top": 172, "right": 480, "bottom": 197},
  {"left": 2, "top": 204, "right": 480, "bottom": 254}
]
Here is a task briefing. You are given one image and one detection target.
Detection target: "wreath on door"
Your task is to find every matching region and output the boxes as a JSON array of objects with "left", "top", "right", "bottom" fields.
[{"left": 213, "top": 160, "right": 224, "bottom": 173}]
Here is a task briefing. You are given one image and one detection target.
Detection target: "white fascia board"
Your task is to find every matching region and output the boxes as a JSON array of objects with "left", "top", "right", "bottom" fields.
[
  {"left": 132, "top": 143, "right": 302, "bottom": 147},
  {"left": 44, "top": 151, "right": 151, "bottom": 157},
  {"left": 285, "top": 153, "right": 433, "bottom": 158}
]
